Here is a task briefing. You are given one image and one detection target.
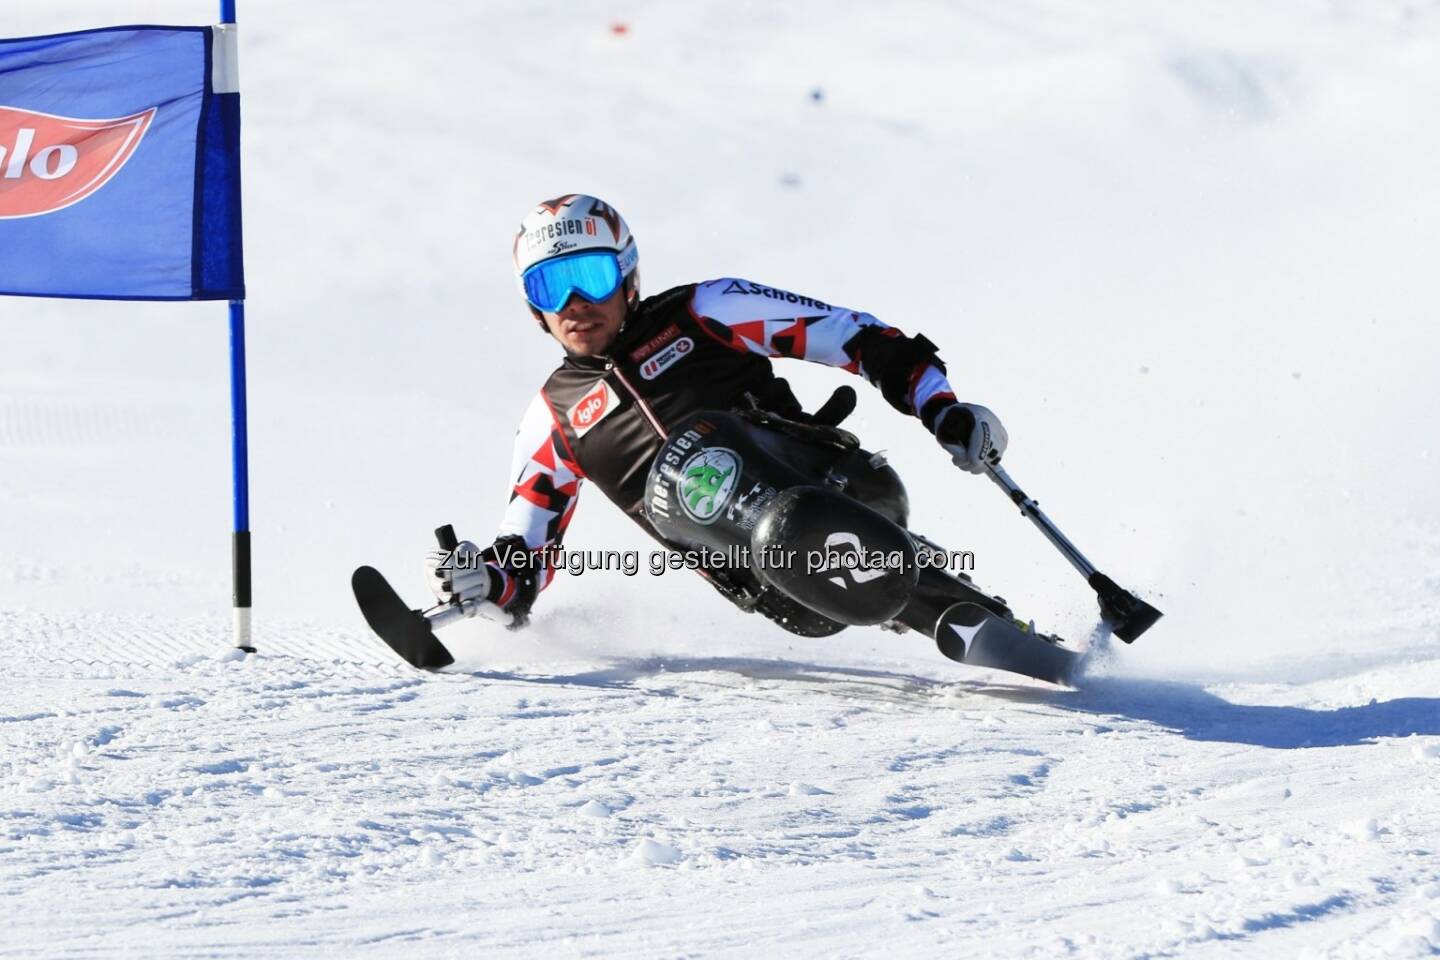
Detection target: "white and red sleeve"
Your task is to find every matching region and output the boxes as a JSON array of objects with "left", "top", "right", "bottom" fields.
[
  {"left": 688, "top": 278, "right": 956, "bottom": 424},
  {"left": 487, "top": 391, "right": 585, "bottom": 607}
]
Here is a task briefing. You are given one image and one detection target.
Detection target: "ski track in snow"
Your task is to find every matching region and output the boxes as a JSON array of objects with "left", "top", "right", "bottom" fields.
[{"left": 2, "top": 613, "right": 1437, "bottom": 958}]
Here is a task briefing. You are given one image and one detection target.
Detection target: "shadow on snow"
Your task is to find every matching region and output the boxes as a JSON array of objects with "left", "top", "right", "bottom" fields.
[
  {"left": 459, "top": 655, "right": 953, "bottom": 703},
  {"left": 1052, "top": 677, "right": 1440, "bottom": 749},
  {"left": 457, "top": 655, "right": 1440, "bottom": 749}
]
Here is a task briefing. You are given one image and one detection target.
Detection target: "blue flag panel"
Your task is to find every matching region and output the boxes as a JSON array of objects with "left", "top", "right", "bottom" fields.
[{"left": 0, "top": 26, "right": 243, "bottom": 300}]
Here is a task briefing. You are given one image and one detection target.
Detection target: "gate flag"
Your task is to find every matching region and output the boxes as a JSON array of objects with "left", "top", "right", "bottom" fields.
[{"left": 0, "top": 26, "right": 243, "bottom": 300}]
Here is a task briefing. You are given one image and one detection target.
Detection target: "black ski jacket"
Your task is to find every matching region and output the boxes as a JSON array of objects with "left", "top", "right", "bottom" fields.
[{"left": 482, "top": 278, "right": 956, "bottom": 615}]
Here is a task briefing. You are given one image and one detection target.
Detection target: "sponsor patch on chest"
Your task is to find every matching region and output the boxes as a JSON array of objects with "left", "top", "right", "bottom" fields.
[
  {"left": 628, "top": 323, "right": 681, "bottom": 363},
  {"left": 639, "top": 336, "right": 694, "bottom": 380},
  {"left": 567, "top": 379, "right": 620, "bottom": 438}
]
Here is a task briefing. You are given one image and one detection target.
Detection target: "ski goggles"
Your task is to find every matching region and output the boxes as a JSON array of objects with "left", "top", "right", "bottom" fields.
[{"left": 521, "top": 249, "right": 627, "bottom": 313}]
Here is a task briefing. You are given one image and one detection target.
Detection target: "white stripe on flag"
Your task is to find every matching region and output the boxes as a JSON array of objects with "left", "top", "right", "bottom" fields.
[{"left": 212, "top": 24, "right": 239, "bottom": 94}]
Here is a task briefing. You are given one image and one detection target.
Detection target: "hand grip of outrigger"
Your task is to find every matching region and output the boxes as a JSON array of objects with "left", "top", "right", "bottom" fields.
[
  {"left": 423, "top": 524, "right": 513, "bottom": 629},
  {"left": 982, "top": 462, "right": 1162, "bottom": 642}
]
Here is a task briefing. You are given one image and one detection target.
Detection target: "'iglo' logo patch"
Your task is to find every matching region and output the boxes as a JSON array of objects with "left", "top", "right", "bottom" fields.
[{"left": 566, "top": 380, "right": 619, "bottom": 438}]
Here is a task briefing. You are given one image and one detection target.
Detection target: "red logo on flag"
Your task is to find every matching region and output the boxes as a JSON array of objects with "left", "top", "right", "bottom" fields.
[{"left": 0, "top": 105, "right": 156, "bottom": 219}]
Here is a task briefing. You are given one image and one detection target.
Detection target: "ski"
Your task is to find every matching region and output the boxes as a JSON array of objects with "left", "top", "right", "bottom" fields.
[
  {"left": 351, "top": 565, "right": 455, "bottom": 670},
  {"left": 935, "top": 601, "right": 1080, "bottom": 685}
]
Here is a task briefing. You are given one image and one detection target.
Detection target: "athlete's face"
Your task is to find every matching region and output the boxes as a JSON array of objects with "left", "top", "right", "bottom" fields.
[{"left": 541, "top": 286, "right": 627, "bottom": 357}]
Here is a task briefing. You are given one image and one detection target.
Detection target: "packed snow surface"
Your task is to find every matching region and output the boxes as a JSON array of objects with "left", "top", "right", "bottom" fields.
[
  {"left": 3, "top": 624, "right": 1439, "bottom": 957},
  {"left": 3, "top": 0, "right": 1439, "bottom": 957}
]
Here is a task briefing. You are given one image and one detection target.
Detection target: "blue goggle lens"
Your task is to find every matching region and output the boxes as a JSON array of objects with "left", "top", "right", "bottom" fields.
[{"left": 522, "top": 251, "right": 623, "bottom": 313}]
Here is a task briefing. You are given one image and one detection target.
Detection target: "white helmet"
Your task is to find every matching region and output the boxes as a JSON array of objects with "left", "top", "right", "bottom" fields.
[{"left": 512, "top": 194, "right": 639, "bottom": 305}]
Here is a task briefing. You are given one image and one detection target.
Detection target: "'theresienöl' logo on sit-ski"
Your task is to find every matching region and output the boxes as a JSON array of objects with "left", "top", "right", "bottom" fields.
[{"left": 0, "top": 105, "right": 156, "bottom": 219}]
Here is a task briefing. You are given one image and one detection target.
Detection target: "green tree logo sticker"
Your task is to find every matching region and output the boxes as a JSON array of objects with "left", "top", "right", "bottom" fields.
[{"left": 677, "top": 448, "right": 742, "bottom": 525}]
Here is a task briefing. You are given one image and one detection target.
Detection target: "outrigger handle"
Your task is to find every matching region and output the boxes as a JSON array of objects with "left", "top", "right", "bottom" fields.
[
  {"left": 982, "top": 462, "right": 1162, "bottom": 643},
  {"left": 423, "top": 523, "right": 513, "bottom": 630}
]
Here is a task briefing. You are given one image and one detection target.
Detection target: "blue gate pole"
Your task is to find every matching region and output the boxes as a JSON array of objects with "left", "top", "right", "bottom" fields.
[
  {"left": 221, "top": 0, "right": 252, "bottom": 651},
  {"left": 230, "top": 299, "right": 252, "bottom": 651}
]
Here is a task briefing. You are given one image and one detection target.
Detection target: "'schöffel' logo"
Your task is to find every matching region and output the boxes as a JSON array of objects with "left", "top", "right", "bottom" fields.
[
  {"left": 640, "top": 336, "right": 693, "bottom": 380},
  {"left": 566, "top": 380, "right": 618, "bottom": 438},
  {"left": 678, "top": 447, "right": 741, "bottom": 525},
  {"left": 0, "top": 105, "right": 156, "bottom": 219},
  {"left": 719, "top": 280, "right": 831, "bottom": 312}
]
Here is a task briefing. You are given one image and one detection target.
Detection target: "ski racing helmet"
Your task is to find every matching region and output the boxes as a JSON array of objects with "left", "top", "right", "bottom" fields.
[{"left": 513, "top": 194, "right": 639, "bottom": 328}]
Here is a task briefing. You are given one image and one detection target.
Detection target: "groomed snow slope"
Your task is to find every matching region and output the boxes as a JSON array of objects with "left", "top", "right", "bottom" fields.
[
  {"left": 2, "top": 1, "right": 1439, "bottom": 956},
  {"left": 2, "top": 623, "right": 1439, "bottom": 958}
]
